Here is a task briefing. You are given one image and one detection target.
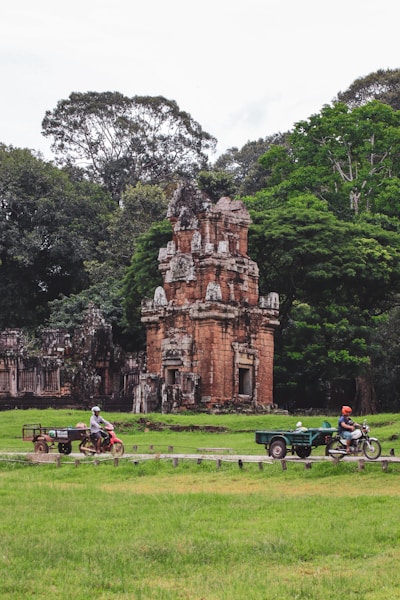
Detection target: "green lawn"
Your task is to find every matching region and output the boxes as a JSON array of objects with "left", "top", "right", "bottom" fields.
[{"left": 1, "top": 409, "right": 400, "bottom": 599}]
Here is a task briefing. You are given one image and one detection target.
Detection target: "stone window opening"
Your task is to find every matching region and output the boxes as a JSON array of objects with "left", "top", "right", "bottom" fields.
[
  {"left": 182, "top": 374, "right": 194, "bottom": 394},
  {"left": 18, "top": 369, "right": 35, "bottom": 392},
  {"left": 165, "top": 368, "right": 179, "bottom": 386},
  {"left": 238, "top": 367, "right": 252, "bottom": 396},
  {"left": 42, "top": 369, "right": 59, "bottom": 392},
  {"left": 0, "top": 370, "right": 10, "bottom": 392}
]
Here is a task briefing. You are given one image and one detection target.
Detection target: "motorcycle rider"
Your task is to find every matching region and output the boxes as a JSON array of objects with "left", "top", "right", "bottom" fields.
[
  {"left": 90, "top": 406, "right": 111, "bottom": 454},
  {"left": 338, "top": 406, "right": 361, "bottom": 453}
]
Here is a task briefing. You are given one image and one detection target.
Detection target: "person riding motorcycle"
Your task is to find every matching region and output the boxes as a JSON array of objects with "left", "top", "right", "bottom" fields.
[
  {"left": 338, "top": 406, "right": 361, "bottom": 453},
  {"left": 89, "top": 406, "right": 111, "bottom": 454}
]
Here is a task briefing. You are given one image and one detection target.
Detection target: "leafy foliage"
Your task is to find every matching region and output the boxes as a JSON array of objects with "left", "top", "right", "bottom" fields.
[
  {"left": 122, "top": 220, "right": 172, "bottom": 350},
  {"left": 336, "top": 68, "right": 400, "bottom": 110},
  {"left": 42, "top": 91, "right": 217, "bottom": 200},
  {"left": 258, "top": 101, "right": 400, "bottom": 217},
  {"left": 0, "top": 145, "right": 114, "bottom": 329},
  {"left": 247, "top": 172, "right": 400, "bottom": 412},
  {"left": 197, "top": 170, "right": 237, "bottom": 201},
  {"left": 213, "top": 133, "right": 289, "bottom": 196}
]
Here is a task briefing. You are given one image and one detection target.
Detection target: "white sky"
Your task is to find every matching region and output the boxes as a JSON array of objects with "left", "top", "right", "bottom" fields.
[{"left": 1, "top": 0, "right": 400, "bottom": 161}]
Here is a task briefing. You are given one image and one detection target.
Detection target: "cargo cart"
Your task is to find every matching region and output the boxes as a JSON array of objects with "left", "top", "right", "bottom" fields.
[
  {"left": 255, "top": 422, "right": 337, "bottom": 459},
  {"left": 23, "top": 423, "right": 89, "bottom": 455}
]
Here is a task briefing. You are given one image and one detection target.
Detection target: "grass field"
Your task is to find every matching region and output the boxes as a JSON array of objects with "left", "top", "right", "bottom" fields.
[{"left": 1, "top": 409, "right": 400, "bottom": 599}]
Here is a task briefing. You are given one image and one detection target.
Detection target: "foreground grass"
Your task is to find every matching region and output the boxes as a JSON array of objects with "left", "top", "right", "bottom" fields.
[
  {"left": 1, "top": 457, "right": 400, "bottom": 599},
  {"left": 1, "top": 410, "right": 400, "bottom": 598}
]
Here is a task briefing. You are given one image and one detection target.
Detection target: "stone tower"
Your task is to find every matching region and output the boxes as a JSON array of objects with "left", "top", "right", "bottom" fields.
[{"left": 141, "top": 183, "right": 279, "bottom": 412}]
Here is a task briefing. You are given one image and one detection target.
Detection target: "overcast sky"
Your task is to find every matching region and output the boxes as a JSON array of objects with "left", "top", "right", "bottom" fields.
[{"left": 2, "top": 0, "right": 400, "bottom": 161}]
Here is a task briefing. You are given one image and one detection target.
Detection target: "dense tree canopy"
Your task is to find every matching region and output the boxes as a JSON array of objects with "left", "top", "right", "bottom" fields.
[
  {"left": 213, "top": 133, "right": 289, "bottom": 196},
  {"left": 245, "top": 100, "right": 400, "bottom": 411},
  {"left": 3, "top": 73, "right": 400, "bottom": 410},
  {"left": 42, "top": 92, "right": 216, "bottom": 200},
  {"left": 247, "top": 197, "right": 400, "bottom": 403},
  {"left": 46, "top": 183, "right": 168, "bottom": 344},
  {"left": 256, "top": 101, "right": 400, "bottom": 218},
  {"left": 121, "top": 220, "right": 172, "bottom": 350},
  {"left": 336, "top": 68, "right": 400, "bottom": 110},
  {"left": 0, "top": 145, "right": 114, "bottom": 329}
]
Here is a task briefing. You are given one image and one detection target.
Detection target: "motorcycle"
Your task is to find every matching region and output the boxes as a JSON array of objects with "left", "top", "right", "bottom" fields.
[
  {"left": 326, "top": 420, "right": 381, "bottom": 460},
  {"left": 79, "top": 424, "right": 124, "bottom": 457}
]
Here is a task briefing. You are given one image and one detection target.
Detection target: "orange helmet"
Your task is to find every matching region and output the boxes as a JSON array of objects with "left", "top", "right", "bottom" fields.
[{"left": 341, "top": 405, "right": 352, "bottom": 416}]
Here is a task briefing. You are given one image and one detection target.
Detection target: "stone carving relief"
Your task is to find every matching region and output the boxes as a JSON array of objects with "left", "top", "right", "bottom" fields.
[
  {"left": 154, "top": 286, "right": 168, "bottom": 307},
  {"left": 259, "top": 292, "right": 280, "bottom": 310},
  {"left": 217, "top": 240, "right": 229, "bottom": 255},
  {"left": 205, "top": 281, "right": 222, "bottom": 301},
  {"left": 165, "top": 254, "right": 195, "bottom": 282},
  {"left": 191, "top": 230, "right": 201, "bottom": 252}
]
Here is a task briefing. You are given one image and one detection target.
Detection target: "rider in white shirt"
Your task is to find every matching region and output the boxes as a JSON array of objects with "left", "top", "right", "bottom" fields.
[{"left": 90, "top": 406, "right": 111, "bottom": 454}]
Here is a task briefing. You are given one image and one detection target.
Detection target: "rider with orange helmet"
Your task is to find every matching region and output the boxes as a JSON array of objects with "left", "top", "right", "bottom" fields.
[{"left": 338, "top": 406, "right": 361, "bottom": 453}]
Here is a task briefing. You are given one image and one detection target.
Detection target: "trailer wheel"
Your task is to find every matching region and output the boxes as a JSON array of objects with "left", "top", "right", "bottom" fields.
[
  {"left": 34, "top": 440, "right": 49, "bottom": 453},
  {"left": 269, "top": 439, "right": 287, "bottom": 459},
  {"left": 295, "top": 445, "right": 311, "bottom": 458},
  {"left": 58, "top": 442, "right": 72, "bottom": 455}
]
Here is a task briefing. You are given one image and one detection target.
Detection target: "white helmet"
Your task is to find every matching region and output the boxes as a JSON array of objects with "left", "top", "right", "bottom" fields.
[{"left": 91, "top": 406, "right": 101, "bottom": 414}]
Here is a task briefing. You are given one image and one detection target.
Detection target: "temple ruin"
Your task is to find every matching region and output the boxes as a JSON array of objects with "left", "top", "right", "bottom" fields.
[
  {"left": 141, "top": 183, "right": 279, "bottom": 412},
  {"left": 0, "top": 184, "right": 279, "bottom": 413}
]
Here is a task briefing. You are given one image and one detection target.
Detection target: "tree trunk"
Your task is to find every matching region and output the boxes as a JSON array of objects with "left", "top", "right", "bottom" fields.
[{"left": 354, "top": 372, "right": 377, "bottom": 415}]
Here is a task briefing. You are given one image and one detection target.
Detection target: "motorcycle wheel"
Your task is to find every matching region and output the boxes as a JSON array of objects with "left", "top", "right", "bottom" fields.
[
  {"left": 79, "top": 438, "right": 95, "bottom": 455},
  {"left": 325, "top": 439, "right": 345, "bottom": 459},
  {"left": 362, "top": 439, "right": 381, "bottom": 460},
  {"left": 111, "top": 442, "right": 124, "bottom": 457}
]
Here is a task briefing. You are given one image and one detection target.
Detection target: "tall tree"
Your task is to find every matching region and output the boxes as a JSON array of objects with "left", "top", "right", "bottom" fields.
[
  {"left": 336, "top": 68, "right": 400, "bottom": 110},
  {"left": 42, "top": 91, "right": 217, "bottom": 200},
  {"left": 258, "top": 101, "right": 400, "bottom": 218}
]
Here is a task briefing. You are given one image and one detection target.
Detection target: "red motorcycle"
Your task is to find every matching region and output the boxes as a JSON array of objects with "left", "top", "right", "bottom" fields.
[{"left": 79, "top": 424, "right": 124, "bottom": 457}]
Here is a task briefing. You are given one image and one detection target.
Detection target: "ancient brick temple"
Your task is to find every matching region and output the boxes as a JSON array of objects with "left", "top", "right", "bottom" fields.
[{"left": 141, "top": 183, "right": 279, "bottom": 412}]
